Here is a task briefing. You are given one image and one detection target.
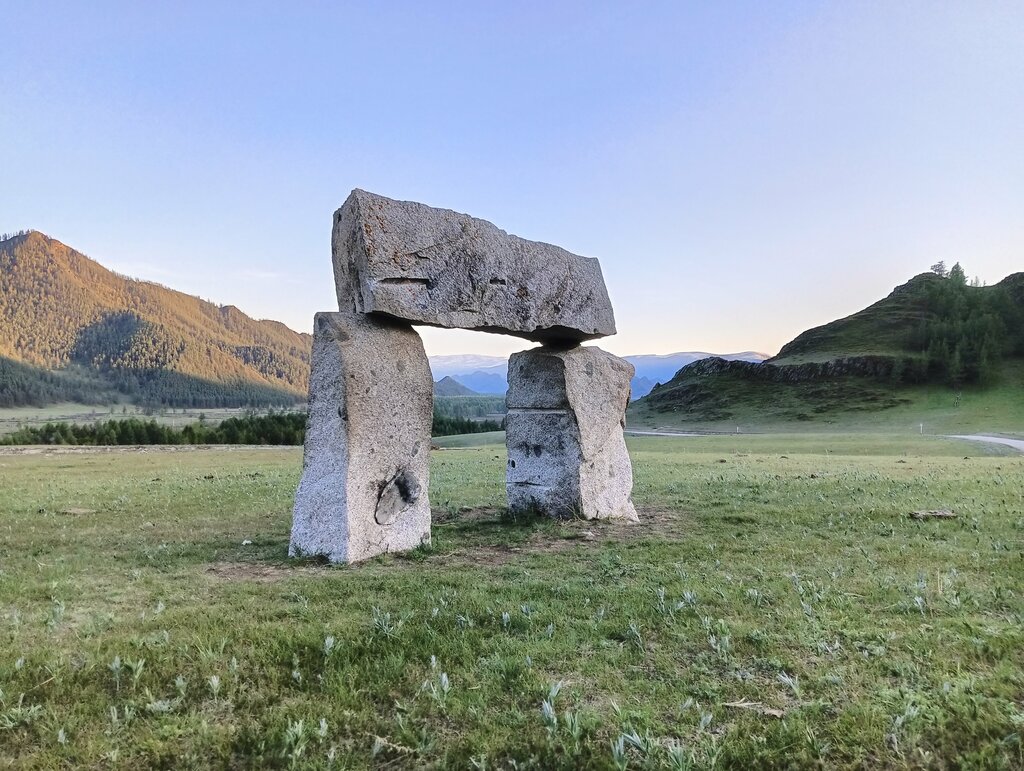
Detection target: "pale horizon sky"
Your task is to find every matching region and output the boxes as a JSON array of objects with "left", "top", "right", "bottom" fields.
[{"left": 2, "top": 2, "right": 1021, "bottom": 358}]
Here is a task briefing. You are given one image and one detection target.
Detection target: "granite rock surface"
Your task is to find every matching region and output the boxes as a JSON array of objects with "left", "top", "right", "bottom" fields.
[
  {"left": 506, "top": 345, "right": 638, "bottom": 521},
  {"left": 333, "top": 189, "right": 616, "bottom": 344},
  {"left": 290, "top": 312, "right": 433, "bottom": 563}
]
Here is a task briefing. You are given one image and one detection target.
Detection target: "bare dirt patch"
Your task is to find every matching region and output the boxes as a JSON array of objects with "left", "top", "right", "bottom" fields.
[
  {"left": 203, "top": 507, "right": 688, "bottom": 577},
  {"left": 435, "top": 505, "right": 686, "bottom": 567}
]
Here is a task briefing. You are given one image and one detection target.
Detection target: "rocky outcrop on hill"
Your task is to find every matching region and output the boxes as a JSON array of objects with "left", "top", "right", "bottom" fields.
[{"left": 653, "top": 355, "right": 901, "bottom": 390}]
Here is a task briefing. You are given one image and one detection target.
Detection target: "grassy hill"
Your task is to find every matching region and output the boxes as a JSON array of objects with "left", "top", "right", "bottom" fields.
[
  {"left": 631, "top": 268, "right": 1024, "bottom": 432},
  {"left": 630, "top": 359, "right": 1024, "bottom": 434},
  {"left": 772, "top": 269, "right": 1024, "bottom": 368},
  {"left": 771, "top": 273, "right": 945, "bottom": 363},
  {"left": 0, "top": 232, "right": 311, "bottom": 408}
]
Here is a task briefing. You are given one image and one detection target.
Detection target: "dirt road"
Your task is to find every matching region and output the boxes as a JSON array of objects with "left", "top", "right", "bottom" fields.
[{"left": 948, "top": 435, "right": 1024, "bottom": 453}]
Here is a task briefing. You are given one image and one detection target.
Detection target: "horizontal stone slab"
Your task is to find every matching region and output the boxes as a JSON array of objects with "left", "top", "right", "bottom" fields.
[{"left": 333, "top": 190, "right": 616, "bottom": 344}]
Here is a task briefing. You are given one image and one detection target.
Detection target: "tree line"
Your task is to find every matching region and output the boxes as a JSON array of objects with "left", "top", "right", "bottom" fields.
[
  {"left": 433, "top": 395, "right": 507, "bottom": 419},
  {"left": 0, "top": 413, "right": 307, "bottom": 446},
  {"left": 0, "top": 410, "right": 504, "bottom": 446},
  {"left": 0, "top": 356, "right": 118, "bottom": 407},
  {"left": 431, "top": 412, "right": 504, "bottom": 437},
  {"left": 902, "top": 262, "right": 1024, "bottom": 387}
]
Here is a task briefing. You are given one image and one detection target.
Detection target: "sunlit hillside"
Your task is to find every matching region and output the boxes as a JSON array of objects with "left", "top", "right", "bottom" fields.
[{"left": 0, "top": 232, "right": 311, "bottom": 407}]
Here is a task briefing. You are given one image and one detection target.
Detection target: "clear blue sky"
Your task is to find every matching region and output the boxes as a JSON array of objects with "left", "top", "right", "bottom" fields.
[{"left": 2, "top": 1, "right": 1021, "bottom": 358}]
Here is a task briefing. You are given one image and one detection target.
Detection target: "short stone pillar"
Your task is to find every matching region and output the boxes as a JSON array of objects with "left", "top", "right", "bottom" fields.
[
  {"left": 290, "top": 312, "right": 433, "bottom": 563},
  {"left": 506, "top": 346, "right": 638, "bottom": 521}
]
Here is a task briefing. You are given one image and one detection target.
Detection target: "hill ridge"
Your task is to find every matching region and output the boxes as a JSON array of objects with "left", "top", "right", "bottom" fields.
[
  {"left": 632, "top": 269, "right": 1024, "bottom": 427},
  {"left": 0, "top": 232, "right": 311, "bottom": 408},
  {"left": 433, "top": 376, "right": 479, "bottom": 397}
]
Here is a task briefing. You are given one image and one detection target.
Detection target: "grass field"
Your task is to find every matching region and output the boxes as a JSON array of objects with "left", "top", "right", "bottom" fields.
[
  {"left": 0, "top": 435, "right": 1022, "bottom": 768},
  {"left": 629, "top": 361, "right": 1024, "bottom": 438},
  {"left": 434, "top": 430, "right": 507, "bottom": 449},
  {"left": 0, "top": 404, "right": 283, "bottom": 437}
]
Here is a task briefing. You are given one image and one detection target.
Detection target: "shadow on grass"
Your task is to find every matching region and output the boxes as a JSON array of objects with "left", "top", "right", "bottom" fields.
[{"left": 199, "top": 505, "right": 672, "bottom": 583}]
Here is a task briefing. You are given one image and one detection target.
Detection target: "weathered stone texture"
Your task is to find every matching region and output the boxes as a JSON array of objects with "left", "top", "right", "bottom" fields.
[
  {"left": 291, "top": 190, "right": 635, "bottom": 561},
  {"left": 333, "top": 189, "right": 616, "bottom": 345},
  {"left": 290, "top": 312, "right": 432, "bottom": 563},
  {"left": 506, "top": 346, "right": 638, "bottom": 521}
]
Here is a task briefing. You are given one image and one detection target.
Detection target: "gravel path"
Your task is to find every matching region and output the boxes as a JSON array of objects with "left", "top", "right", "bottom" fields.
[
  {"left": 624, "top": 429, "right": 709, "bottom": 437},
  {"left": 948, "top": 435, "right": 1024, "bottom": 453},
  {"left": 623, "top": 430, "right": 1024, "bottom": 453}
]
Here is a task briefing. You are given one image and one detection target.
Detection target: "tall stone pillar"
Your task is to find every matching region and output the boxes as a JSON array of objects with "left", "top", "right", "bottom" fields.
[
  {"left": 505, "top": 346, "right": 638, "bottom": 521},
  {"left": 290, "top": 312, "right": 433, "bottom": 563}
]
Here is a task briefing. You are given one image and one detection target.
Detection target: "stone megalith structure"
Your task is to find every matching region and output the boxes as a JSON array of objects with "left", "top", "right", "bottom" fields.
[
  {"left": 506, "top": 346, "right": 638, "bottom": 521},
  {"left": 292, "top": 190, "right": 637, "bottom": 564}
]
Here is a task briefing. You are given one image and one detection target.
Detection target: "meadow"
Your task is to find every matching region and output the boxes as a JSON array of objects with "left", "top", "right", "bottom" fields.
[
  {"left": 0, "top": 435, "right": 1021, "bottom": 768},
  {"left": 0, "top": 405, "right": 267, "bottom": 437},
  {"left": 628, "top": 360, "right": 1024, "bottom": 439}
]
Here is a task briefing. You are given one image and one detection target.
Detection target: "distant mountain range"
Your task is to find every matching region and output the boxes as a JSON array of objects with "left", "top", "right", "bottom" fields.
[
  {"left": 621, "top": 351, "right": 770, "bottom": 397},
  {"left": 427, "top": 351, "right": 770, "bottom": 398},
  {"left": 427, "top": 355, "right": 510, "bottom": 395}
]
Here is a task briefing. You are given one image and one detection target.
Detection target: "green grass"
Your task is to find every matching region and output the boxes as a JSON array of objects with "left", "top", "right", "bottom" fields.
[
  {"left": 433, "top": 430, "right": 507, "bottom": 449},
  {"left": 630, "top": 360, "right": 1024, "bottom": 437},
  {"left": 0, "top": 403, "right": 115, "bottom": 435},
  {"left": 1, "top": 436, "right": 1022, "bottom": 768},
  {"left": 629, "top": 432, "right": 1021, "bottom": 457}
]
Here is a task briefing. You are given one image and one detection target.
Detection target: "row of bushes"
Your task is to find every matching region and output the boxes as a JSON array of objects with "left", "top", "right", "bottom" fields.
[{"left": 0, "top": 411, "right": 504, "bottom": 446}]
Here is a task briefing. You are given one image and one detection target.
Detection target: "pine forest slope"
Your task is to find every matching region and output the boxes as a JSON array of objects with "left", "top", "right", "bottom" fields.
[
  {"left": 772, "top": 271, "right": 1024, "bottom": 365},
  {"left": 0, "top": 232, "right": 311, "bottom": 408}
]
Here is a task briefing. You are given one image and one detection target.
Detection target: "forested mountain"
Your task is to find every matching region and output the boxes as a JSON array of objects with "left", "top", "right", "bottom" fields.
[
  {"left": 772, "top": 268, "right": 1024, "bottom": 385},
  {"left": 0, "top": 231, "right": 311, "bottom": 407},
  {"left": 633, "top": 265, "right": 1024, "bottom": 424}
]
